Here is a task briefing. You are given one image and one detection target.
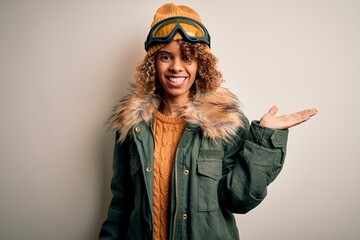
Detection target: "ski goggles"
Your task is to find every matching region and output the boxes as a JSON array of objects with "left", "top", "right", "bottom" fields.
[{"left": 144, "top": 16, "right": 211, "bottom": 52}]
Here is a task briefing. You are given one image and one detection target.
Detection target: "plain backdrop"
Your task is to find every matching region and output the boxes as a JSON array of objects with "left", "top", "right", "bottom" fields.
[{"left": 0, "top": 0, "right": 359, "bottom": 239}]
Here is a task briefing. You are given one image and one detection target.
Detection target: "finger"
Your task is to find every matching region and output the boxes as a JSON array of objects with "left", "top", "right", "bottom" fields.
[
  {"left": 292, "top": 108, "right": 318, "bottom": 119},
  {"left": 268, "top": 106, "right": 278, "bottom": 116},
  {"left": 306, "top": 108, "right": 318, "bottom": 117},
  {"left": 285, "top": 109, "right": 318, "bottom": 127}
]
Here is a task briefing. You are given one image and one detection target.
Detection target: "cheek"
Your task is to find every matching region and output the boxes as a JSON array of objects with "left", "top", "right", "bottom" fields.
[
  {"left": 155, "top": 62, "right": 160, "bottom": 73},
  {"left": 155, "top": 62, "right": 167, "bottom": 78},
  {"left": 190, "top": 64, "right": 198, "bottom": 78}
]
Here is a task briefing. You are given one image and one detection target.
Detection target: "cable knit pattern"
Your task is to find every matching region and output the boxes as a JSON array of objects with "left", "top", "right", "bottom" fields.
[{"left": 153, "top": 111, "right": 187, "bottom": 240}]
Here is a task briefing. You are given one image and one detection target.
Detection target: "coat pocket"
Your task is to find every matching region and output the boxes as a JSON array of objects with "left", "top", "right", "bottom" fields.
[{"left": 197, "top": 160, "right": 222, "bottom": 211}]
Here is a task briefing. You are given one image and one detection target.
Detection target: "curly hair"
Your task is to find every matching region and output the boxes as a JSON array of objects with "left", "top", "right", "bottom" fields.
[{"left": 134, "top": 40, "right": 223, "bottom": 96}]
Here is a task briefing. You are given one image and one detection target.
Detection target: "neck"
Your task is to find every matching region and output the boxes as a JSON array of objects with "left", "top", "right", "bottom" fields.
[
  {"left": 159, "top": 103, "right": 180, "bottom": 117},
  {"left": 160, "top": 95, "right": 190, "bottom": 117}
]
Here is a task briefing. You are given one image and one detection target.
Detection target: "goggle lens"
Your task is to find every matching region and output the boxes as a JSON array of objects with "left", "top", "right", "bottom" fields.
[
  {"left": 152, "top": 18, "right": 206, "bottom": 38},
  {"left": 145, "top": 16, "right": 210, "bottom": 51}
]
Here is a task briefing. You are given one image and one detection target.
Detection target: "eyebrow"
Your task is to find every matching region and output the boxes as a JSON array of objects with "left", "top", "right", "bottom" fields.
[{"left": 157, "top": 50, "right": 173, "bottom": 55}]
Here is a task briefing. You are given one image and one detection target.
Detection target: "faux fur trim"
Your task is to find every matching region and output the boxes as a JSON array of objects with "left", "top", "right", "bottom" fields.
[{"left": 109, "top": 86, "right": 244, "bottom": 142}]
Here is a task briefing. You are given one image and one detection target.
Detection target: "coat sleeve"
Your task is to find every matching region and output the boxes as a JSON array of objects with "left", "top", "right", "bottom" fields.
[
  {"left": 218, "top": 118, "right": 288, "bottom": 214},
  {"left": 99, "top": 132, "right": 133, "bottom": 239}
]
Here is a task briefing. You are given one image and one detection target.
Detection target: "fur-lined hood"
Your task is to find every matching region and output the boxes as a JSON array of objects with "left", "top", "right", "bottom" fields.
[{"left": 110, "top": 86, "right": 245, "bottom": 142}]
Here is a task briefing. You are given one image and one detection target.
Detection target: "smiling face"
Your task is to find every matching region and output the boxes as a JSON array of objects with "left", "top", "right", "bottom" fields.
[{"left": 155, "top": 41, "right": 198, "bottom": 105}]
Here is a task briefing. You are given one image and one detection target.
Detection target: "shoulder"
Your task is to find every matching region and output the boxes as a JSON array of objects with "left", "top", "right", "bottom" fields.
[
  {"left": 109, "top": 86, "right": 160, "bottom": 142},
  {"left": 181, "top": 87, "right": 247, "bottom": 142}
]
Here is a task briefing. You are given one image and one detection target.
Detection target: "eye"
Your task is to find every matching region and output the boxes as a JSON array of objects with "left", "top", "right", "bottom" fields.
[
  {"left": 158, "top": 54, "right": 172, "bottom": 62},
  {"left": 182, "top": 56, "right": 193, "bottom": 63}
]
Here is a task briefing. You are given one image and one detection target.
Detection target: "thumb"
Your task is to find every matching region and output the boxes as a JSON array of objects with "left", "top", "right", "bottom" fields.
[{"left": 268, "top": 106, "right": 278, "bottom": 116}]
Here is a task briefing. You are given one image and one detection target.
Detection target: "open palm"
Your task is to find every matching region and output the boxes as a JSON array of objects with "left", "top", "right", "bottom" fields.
[{"left": 259, "top": 106, "right": 317, "bottom": 130}]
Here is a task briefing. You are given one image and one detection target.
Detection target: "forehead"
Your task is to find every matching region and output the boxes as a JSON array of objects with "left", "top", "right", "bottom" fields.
[{"left": 158, "top": 41, "right": 181, "bottom": 54}]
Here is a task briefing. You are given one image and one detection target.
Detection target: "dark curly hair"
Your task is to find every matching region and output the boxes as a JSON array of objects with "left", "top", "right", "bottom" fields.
[{"left": 135, "top": 40, "right": 223, "bottom": 97}]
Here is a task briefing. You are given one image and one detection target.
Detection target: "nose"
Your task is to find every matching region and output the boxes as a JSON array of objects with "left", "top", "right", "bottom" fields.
[{"left": 169, "top": 57, "right": 183, "bottom": 72}]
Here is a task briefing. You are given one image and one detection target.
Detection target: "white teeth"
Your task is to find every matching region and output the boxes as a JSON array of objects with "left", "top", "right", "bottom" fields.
[{"left": 168, "top": 77, "right": 186, "bottom": 83}]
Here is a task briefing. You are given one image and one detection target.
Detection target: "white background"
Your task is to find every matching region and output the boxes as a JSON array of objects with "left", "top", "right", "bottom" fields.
[{"left": 1, "top": 0, "right": 359, "bottom": 239}]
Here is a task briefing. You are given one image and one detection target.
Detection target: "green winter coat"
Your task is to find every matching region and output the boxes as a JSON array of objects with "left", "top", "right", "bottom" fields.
[{"left": 99, "top": 87, "right": 288, "bottom": 240}]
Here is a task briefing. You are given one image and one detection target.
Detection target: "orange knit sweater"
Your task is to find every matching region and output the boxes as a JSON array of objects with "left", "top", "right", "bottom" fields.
[{"left": 152, "top": 111, "right": 186, "bottom": 240}]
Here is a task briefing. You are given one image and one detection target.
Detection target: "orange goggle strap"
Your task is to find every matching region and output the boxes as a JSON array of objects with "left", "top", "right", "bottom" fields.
[{"left": 144, "top": 16, "right": 211, "bottom": 52}]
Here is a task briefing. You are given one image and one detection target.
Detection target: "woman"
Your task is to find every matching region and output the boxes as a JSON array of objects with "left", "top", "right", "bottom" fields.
[{"left": 99, "top": 3, "right": 317, "bottom": 240}]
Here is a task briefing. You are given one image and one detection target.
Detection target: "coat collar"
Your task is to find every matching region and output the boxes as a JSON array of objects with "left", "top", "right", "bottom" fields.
[{"left": 110, "top": 86, "right": 244, "bottom": 142}]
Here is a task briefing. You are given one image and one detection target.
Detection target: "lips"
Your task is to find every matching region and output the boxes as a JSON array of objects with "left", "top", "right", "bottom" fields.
[{"left": 167, "top": 76, "right": 187, "bottom": 87}]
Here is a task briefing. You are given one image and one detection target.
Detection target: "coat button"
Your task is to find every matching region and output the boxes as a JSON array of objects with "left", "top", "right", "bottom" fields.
[
  {"left": 135, "top": 127, "right": 141, "bottom": 132},
  {"left": 182, "top": 213, "right": 187, "bottom": 220},
  {"left": 146, "top": 167, "right": 152, "bottom": 172},
  {"left": 184, "top": 169, "right": 189, "bottom": 175}
]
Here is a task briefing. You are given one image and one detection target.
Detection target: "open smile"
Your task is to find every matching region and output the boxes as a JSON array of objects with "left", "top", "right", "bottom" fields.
[{"left": 166, "top": 76, "right": 187, "bottom": 87}]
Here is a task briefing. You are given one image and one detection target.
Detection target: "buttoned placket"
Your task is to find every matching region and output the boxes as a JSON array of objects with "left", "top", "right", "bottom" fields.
[{"left": 171, "top": 126, "right": 197, "bottom": 239}]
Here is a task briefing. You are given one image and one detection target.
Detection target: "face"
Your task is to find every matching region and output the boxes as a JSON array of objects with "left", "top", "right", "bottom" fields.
[{"left": 155, "top": 41, "right": 198, "bottom": 104}]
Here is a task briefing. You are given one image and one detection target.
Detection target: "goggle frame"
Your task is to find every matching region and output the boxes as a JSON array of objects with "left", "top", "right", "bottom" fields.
[{"left": 145, "top": 16, "right": 211, "bottom": 52}]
